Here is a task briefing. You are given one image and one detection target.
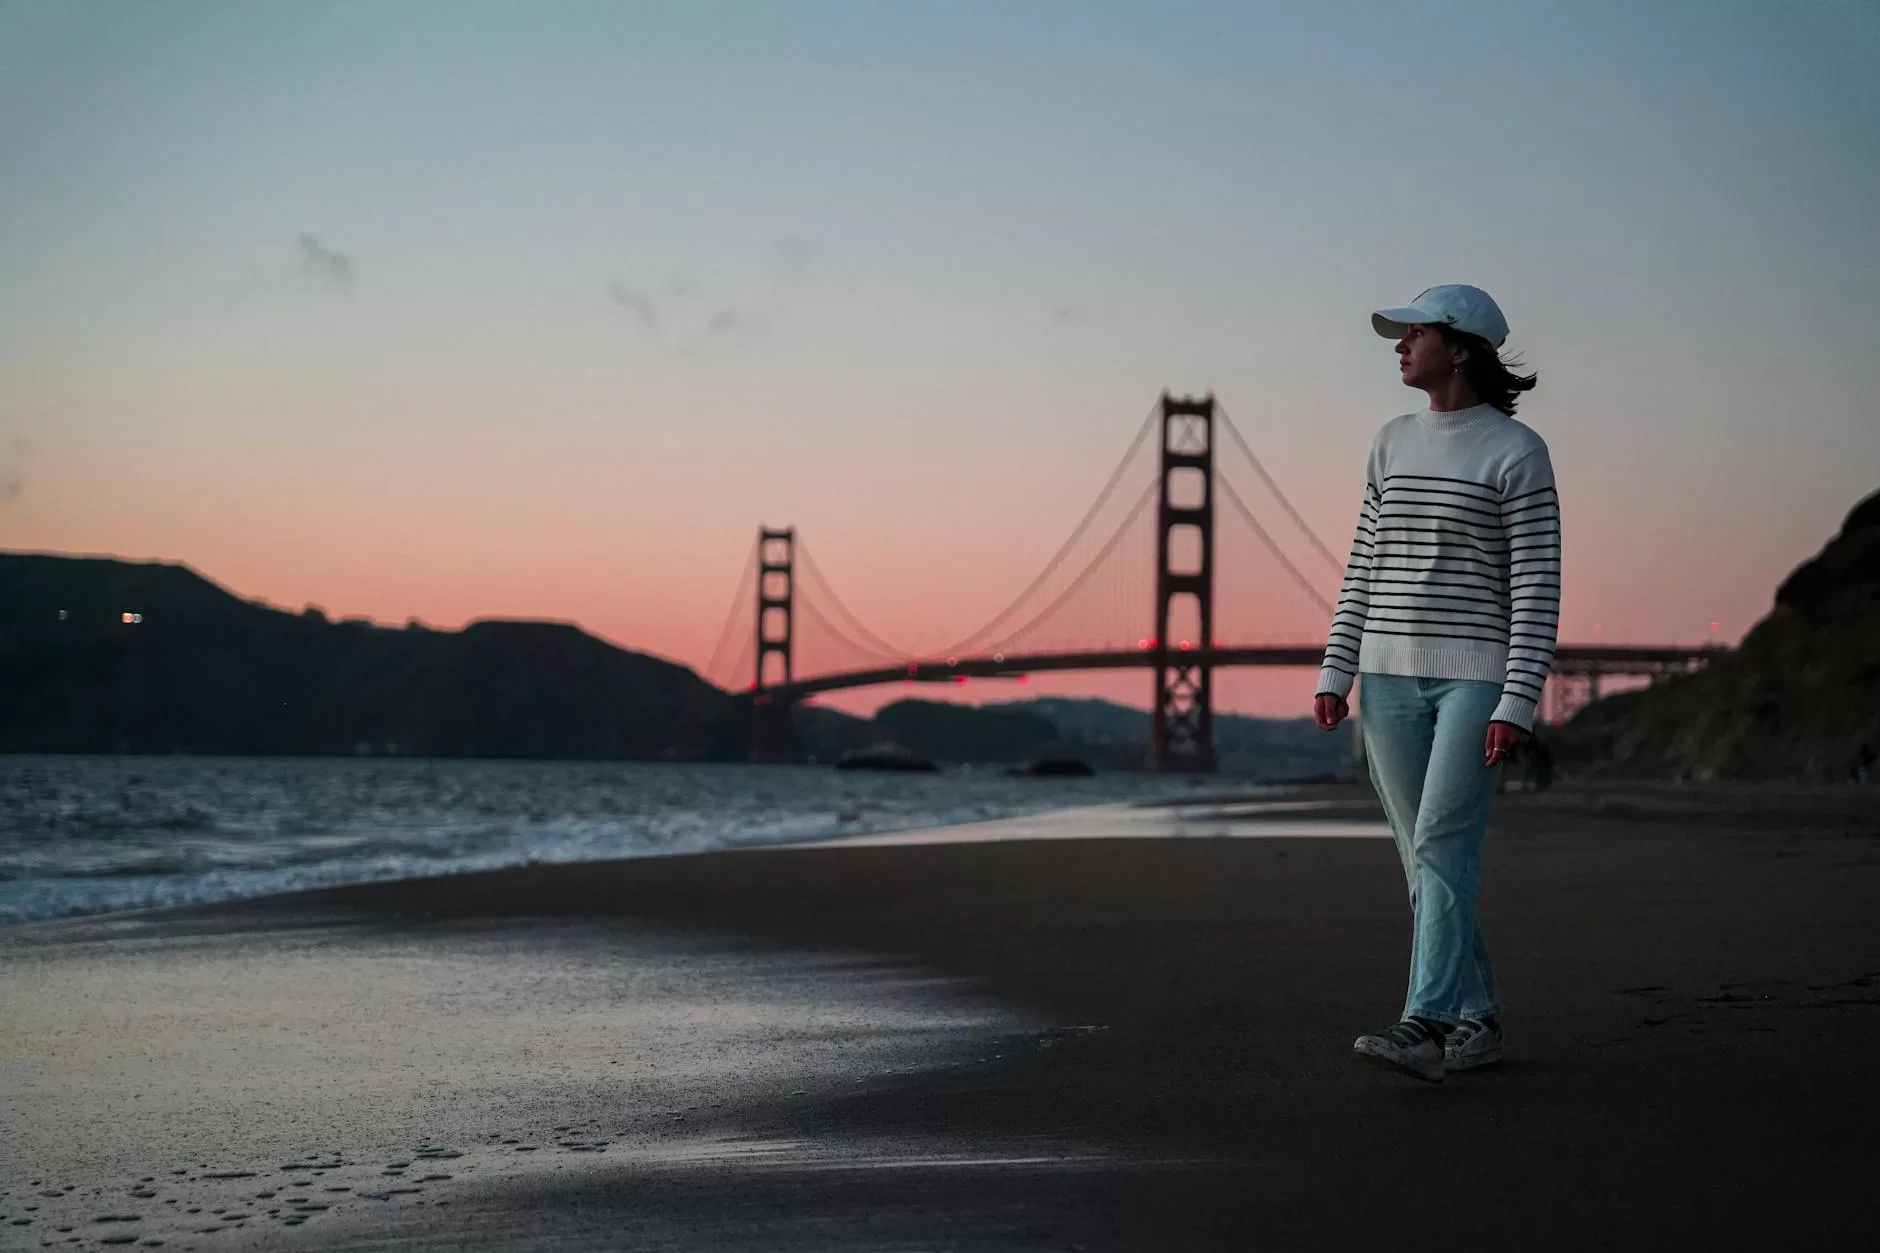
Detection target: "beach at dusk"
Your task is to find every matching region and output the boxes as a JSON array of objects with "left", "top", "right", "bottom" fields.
[{"left": 5, "top": 784, "right": 1878, "bottom": 1250}]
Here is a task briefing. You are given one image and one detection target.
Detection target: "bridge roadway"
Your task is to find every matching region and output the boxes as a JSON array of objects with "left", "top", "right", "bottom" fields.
[{"left": 750, "top": 644, "right": 1717, "bottom": 702}]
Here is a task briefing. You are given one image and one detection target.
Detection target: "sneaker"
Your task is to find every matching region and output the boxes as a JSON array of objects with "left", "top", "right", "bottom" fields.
[
  {"left": 1352, "top": 1019, "right": 1446, "bottom": 1083},
  {"left": 1444, "top": 1018, "right": 1504, "bottom": 1072}
]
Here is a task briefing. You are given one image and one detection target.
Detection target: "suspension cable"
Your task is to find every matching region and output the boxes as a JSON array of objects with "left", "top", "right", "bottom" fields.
[
  {"left": 726, "top": 634, "right": 756, "bottom": 692},
  {"left": 704, "top": 539, "right": 760, "bottom": 686},
  {"left": 794, "top": 582, "right": 909, "bottom": 666},
  {"left": 781, "top": 400, "right": 1162, "bottom": 661},
  {"left": 1214, "top": 403, "right": 1345, "bottom": 573},
  {"left": 794, "top": 540, "right": 915, "bottom": 660},
  {"left": 1217, "top": 475, "right": 1336, "bottom": 616},
  {"left": 923, "top": 400, "right": 1161, "bottom": 658},
  {"left": 978, "top": 478, "right": 1159, "bottom": 658}
]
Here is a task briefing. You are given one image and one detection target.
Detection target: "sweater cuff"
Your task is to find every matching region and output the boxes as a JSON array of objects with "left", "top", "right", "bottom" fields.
[
  {"left": 1315, "top": 667, "right": 1356, "bottom": 700},
  {"left": 1491, "top": 692, "right": 1537, "bottom": 732}
]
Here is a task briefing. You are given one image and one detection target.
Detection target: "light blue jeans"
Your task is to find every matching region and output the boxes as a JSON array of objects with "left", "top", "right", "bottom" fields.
[{"left": 1359, "top": 674, "right": 1503, "bottom": 1025}]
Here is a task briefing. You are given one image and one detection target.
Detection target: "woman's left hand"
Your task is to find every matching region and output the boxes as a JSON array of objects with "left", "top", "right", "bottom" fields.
[{"left": 1485, "top": 720, "right": 1530, "bottom": 768}]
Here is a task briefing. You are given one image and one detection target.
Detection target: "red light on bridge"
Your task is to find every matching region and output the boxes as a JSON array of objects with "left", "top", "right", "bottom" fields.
[
  {"left": 1138, "top": 638, "right": 1155, "bottom": 650},
  {"left": 907, "top": 663, "right": 920, "bottom": 676},
  {"left": 1178, "top": 639, "right": 1193, "bottom": 651},
  {"left": 952, "top": 675, "right": 968, "bottom": 685},
  {"left": 1017, "top": 675, "right": 1030, "bottom": 684}
]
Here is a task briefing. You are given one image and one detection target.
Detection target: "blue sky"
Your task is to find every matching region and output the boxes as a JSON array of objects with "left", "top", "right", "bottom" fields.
[{"left": 2, "top": 0, "right": 1877, "bottom": 709}]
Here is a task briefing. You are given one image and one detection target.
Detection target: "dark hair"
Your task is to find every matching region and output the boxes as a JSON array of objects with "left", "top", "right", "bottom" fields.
[{"left": 1440, "top": 327, "right": 1538, "bottom": 416}]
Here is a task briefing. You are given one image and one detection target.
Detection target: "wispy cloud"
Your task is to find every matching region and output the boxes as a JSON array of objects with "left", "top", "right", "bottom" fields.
[
  {"left": 296, "top": 233, "right": 354, "bottom": 291},
  {"left": 770, "top": 237, "right": 821, "bottom": 285},
  {"left": 619, "top": 239, "right": 822, "bottom": 360},
  {"left": 607, "top": 280, "right": 659, "bottom": 332},
  {"left": 0, "top": 434, "right": 32, "bottom": 505},
  {"left": 665, "top": 267, "right": 698, "bottom": 300},
  {"left": 705, "top": 308, "right": 764, "bottom": 339},
  {"left": 678, "top": 307, "right": 768, "bottom": 358}
]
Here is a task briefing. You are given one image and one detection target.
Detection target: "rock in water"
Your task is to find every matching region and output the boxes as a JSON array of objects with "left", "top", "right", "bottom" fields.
[{"left": 835, "top": 742, "right": 938, "bottom": 772}]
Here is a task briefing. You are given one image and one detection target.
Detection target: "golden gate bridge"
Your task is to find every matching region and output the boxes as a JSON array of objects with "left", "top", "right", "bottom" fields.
[{"left": 702, "top": 394, "right": 1714, "bottom": 770}]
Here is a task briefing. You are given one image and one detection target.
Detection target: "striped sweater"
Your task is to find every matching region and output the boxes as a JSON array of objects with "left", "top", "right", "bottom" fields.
[{"left": 1315, "top": 404, "right": 1562, "bottom": 731}]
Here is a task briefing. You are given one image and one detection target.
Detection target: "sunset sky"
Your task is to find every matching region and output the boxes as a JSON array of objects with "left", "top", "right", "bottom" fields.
[{"left": 4, "top": 1, "right": 1877, "bottom": 716}]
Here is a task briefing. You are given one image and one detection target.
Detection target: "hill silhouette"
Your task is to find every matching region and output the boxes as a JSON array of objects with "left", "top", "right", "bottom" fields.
[
  {"left": 1557, "top": 488, "right": 1880, "bottom": 779},
  {"left": 0, "top": 554, "right": 738, "bottom": 758}
]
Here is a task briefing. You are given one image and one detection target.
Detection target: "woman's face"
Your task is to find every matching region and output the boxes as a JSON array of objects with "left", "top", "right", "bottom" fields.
[{"left": 1396, "top": 323, "right": 1462, "bottom": 391}]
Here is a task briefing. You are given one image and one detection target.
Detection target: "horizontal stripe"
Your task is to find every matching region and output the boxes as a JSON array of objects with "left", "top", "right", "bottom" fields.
[
  {"left": 1381, "top": 495, "right": 1503, "bottom": 523},
  {"left": 1357, "top": 624, "right": 1516, "bottom": 645},
  {"left": 1502, "top": 485, "right": 1558, "bottom": 506},
  {"left": 1371, "top": 553, "right": 1509, "bottom": 574},
  {"left": 1375, "top": 510, "right": 1509, "bottom": 536},
  {"left": 1383, "top": 472, "right": 1498, "bottom": 494},
  {"left": 1368, "top": 591, "right": 1507, "bottom": 609}
]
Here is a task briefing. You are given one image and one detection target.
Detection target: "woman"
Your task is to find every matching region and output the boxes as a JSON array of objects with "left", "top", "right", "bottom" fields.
[{"left": 1314, "top": 284, "right": 1560, "bottom": 1083}]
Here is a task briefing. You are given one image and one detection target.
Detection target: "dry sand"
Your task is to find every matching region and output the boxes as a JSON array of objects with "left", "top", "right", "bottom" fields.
[{"left": 2, "top": 783, "right": 1877, "bottom": 1250}]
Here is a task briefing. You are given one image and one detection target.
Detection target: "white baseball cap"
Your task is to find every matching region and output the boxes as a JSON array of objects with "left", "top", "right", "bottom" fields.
[{"left": 1372, "top": 285, "right": 1509, "bottom": 349}]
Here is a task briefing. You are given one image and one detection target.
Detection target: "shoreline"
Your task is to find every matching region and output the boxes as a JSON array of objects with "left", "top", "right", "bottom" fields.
[
  {"left": 0, "top": 775, "right": 1242, "bottom": 932},
  {"left": 10, "top": 789, "right": 1340, "bottom": 937},
  {"left": 4, "top": 780, "right": 1877, "bottom": 1249}
]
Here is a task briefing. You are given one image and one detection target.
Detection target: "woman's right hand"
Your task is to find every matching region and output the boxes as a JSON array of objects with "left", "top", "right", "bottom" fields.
[{"left": 1314, "top": 692, "right": 1349, "bottom": 732}]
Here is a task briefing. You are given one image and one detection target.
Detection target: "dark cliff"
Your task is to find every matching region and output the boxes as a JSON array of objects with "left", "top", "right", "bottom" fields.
[
  {"left": 0, "top": 554, "right": 739, "bottom": 759},
  {"left": 1556, "top": 490, "right": 1880, "bottom": 780}
]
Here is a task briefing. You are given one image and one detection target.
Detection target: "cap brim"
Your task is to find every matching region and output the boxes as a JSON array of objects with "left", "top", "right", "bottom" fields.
[{"left": 1371, "top": 306, "right": 1443, "bottom": 339}]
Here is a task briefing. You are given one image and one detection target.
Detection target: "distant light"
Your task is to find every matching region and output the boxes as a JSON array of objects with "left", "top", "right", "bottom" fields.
[
  {"left": 121, "top": 612, "right": 142, "bottom": 624},
  {"left": 1709, "top": 621, "right": 1720, "bottom": 633},
  {"left": 1017, "top": 675, "right": 1030, "bottom": 684},
  {"left": 992, "top": 651, "right": 1005, "bottom": 663},
  {"left": 906, "top": 663, "right": 920, "bottom": 676},
  {"left": 1137, "top": 638, "right": 1153, "bottom": 650},
  {"left": 953, "top": 675, "right": 968, "bottom": 684},
  {"left": 58, "top": 610, "right": 68, "bottom": 620},
  {"left": 1178, "top": 639, "right": 1193, "bottom": 651},
  {"left": 947, "top": 656, "right": 958, "bottom": 667}
]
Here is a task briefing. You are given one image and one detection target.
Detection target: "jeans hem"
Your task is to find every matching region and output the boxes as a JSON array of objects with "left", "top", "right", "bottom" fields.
[{"left": 1404, "top": 1004, "right": 1462, "bottom": 1027}]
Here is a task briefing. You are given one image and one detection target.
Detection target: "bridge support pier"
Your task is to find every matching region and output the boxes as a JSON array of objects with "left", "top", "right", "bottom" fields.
[
  {"left": 751, "top": 526, "right": 798, "bottom": 763},
  {"left": 749, "top": 697, "right": 796, "bottom": 764},
  {"left": 1149, "top": 393, "right": 1217, "bottom": 772}
]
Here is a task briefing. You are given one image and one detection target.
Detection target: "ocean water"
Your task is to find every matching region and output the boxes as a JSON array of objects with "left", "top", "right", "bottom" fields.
[{"left": 0, "top": 756, "right": 1204, "bottom": 926}]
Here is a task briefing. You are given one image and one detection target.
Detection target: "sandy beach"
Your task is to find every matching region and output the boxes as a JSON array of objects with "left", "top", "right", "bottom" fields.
[{"left": 4, "top": 782, "right": 1878, "bottom": 1251}]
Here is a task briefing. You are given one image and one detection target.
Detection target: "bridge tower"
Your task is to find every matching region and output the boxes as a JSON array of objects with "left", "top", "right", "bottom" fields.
[
  {"left": 1150, "top": 392, "right": 1217, "bottom": 772},
  {"left": 751, "top": 526, "right": 797, "bottom": 763}
]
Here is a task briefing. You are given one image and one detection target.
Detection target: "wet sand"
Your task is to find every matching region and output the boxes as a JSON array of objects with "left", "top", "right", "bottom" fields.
[{"left": 3, "top": 783, "right": 1877, "bottom": 1250}]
